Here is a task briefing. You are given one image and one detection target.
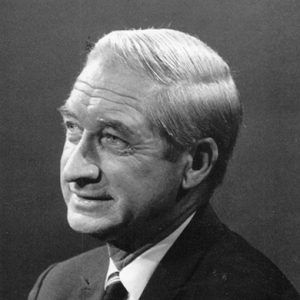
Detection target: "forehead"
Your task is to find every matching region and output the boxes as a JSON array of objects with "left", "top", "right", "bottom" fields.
[
  {"left": 78, "top": 59, "right": 155, "bottom": 100},
  {"left": 63, "top": 60, "right": 156, "bottom": 130}
]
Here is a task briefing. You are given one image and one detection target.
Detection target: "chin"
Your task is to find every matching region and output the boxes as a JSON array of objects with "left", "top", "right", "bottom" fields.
[{"left": 67, "top": 210, "right": 111, "bottom": 236}]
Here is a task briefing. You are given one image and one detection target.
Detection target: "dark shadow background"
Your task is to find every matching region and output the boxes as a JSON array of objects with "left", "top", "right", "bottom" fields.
[{"left": 1, "top": 0, "right": 299, "bottom": 298}]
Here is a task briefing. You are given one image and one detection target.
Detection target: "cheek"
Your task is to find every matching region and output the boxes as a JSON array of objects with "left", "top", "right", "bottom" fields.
[
  {"left": 60, "top": 141, "right": 74, "bottom": 170},
  {"left": 103, "top": 154, "right": 179, "bottom": 200},
  {"left": 103, "top": 154, "right": 154, "bottom": 184}
]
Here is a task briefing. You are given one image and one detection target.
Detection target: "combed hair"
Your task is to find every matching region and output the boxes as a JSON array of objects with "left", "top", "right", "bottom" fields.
[{"left": 88, "top": 28, "right": 242, "bottom": 193}]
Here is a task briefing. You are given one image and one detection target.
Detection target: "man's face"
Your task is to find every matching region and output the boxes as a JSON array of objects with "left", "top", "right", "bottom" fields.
[{"left": 60, "top": 58, "right": 188, "bottom": 244}]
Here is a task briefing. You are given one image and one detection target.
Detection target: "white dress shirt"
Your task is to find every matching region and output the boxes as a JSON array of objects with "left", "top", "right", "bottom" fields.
[{"left": 105, "top": 213, "right": 195, "bottom": 300}]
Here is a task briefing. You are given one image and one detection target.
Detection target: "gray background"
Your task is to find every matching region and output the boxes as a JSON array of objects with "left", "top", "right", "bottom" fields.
[{"left": 1, "top": 0, "right": 299, "bottom": 298}]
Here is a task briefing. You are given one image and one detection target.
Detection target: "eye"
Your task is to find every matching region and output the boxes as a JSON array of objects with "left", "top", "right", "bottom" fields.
[
  {"left": 65, "top": 121, "right": 77, "bottom": 130},
  {"left": 101, "top": 133, "right": 129, "bottom": 150},
  {"left": 64, "top": 121, "right": 81, "bottom": 132},
  {"left": 63, "top": 120, "right": 82, "bottom": 142}
]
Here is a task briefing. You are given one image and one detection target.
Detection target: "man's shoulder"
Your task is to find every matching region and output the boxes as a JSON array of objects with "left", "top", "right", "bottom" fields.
[
  {"left": 28, "top": 246, "right": 108, "bottom": 300},
  {"left": 189, "top": 228, "right": 299, "bottom": 299},
  {"left": 56, "top": 246, "right": 107, "bottom": 270},
  {"left": 204, "top": 228, "right": 282, "bottom": 274},
  {"left": 154, "top": 206, "right": 299, "bottom": 299},
  {"left": 46, "top": 246, "right": 107, "bottom": 277}
]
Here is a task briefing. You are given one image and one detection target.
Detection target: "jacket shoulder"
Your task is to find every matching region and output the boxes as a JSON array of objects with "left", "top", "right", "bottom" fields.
[
  {"left": 28, "top": 247, "right": 108, "bottom": 300},
  {"left": 188, "top": 230, "right": 299, "bottom": 299}
]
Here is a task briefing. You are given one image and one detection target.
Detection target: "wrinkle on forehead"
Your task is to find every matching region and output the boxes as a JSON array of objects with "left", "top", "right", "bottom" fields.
[
  {"left": 76, "top": 79, "right": 140, "bottom": 102},
  {"left": 73, "top": 80, "right": 145, "bottom": 112}
]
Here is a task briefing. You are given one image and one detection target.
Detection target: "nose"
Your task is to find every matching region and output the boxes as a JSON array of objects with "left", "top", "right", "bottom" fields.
[{"left": 62, "top": 138, "right": 100, "bottom": 185}]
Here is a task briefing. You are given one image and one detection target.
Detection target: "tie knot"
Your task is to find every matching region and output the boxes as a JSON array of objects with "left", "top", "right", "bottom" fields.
[
  {"left": 106, "top": 272, "right": 121, "bottom": 286},
  {"left": 104, "top": 272, "right": 128, "bottom": 300}
]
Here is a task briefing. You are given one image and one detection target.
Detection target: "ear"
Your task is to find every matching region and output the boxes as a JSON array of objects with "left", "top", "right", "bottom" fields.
[{"left": 182, "top": 138, "right": 218, "bottom": 189}]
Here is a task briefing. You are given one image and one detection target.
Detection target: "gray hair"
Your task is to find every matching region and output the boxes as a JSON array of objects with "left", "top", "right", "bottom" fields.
[{"left": 88, "top": 28, "right": 242, "bottom": 193}]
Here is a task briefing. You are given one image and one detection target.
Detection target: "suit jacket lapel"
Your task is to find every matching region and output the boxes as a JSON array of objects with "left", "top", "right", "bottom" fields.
[
  {"left": 140, "top": 204, "right": 226, "bottom": 300},
  {"left": 77, "top": 247, "right": 109, "bottom": 300}
]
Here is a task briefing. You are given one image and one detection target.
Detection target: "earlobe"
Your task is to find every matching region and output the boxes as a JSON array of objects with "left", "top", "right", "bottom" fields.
[{"left": 182, "top": 138, "right": 218, "bottom": 189}]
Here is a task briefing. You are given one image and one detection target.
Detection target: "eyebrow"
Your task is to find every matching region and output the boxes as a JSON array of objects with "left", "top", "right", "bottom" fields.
[{"left": 57, "top": 105, "right": 78, "bottom": 119}]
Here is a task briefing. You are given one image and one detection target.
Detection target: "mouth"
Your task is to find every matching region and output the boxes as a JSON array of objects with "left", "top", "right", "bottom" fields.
[
  {"left": 69, "top": 193, "right": 114, "bottom": 213},
  {"left": 69, "top": 188, "right": 114, "bottom": 201},
  {"left": 73, "top": 193, "right": 114, "bottom": 201}
]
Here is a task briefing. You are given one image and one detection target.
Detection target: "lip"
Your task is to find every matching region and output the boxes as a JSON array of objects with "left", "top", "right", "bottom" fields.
[
  {"left": 75, "top": 194, "right": 113, "bottom": 201},
  {"left": 70, "top": 189, "right": 113, "bottom": 201},
  {"left": 70, "top": 193, "right": 114, "bottom": 212}
]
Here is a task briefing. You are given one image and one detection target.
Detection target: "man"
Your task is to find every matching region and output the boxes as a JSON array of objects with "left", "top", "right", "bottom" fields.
[{"left": 29, "top": 29, "right": 298, "bottom": 299}]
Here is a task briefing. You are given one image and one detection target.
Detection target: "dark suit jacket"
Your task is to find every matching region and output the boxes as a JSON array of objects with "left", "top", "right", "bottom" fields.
[{"left": 28, "top": 205, "right": 299, "bottom": 299}]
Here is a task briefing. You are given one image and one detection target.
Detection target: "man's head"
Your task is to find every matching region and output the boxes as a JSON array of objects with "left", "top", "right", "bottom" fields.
[{"left": 59, "top": 29, "right": 242, "bottom": 248}]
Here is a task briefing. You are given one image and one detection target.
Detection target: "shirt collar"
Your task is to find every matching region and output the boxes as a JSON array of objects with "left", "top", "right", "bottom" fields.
[{"left": 105, "top": 213, "right": 195, "bottom": 300}]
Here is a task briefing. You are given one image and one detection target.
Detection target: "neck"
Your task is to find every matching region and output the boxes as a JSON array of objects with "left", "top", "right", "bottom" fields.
[{"left": 107, "top": 189, "right": 207, "bottom": 269}]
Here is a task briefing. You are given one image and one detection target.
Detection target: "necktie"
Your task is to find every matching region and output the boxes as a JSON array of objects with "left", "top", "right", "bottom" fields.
[{"left": 103, "top": 272, "right": 128, "bottom": 300}]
